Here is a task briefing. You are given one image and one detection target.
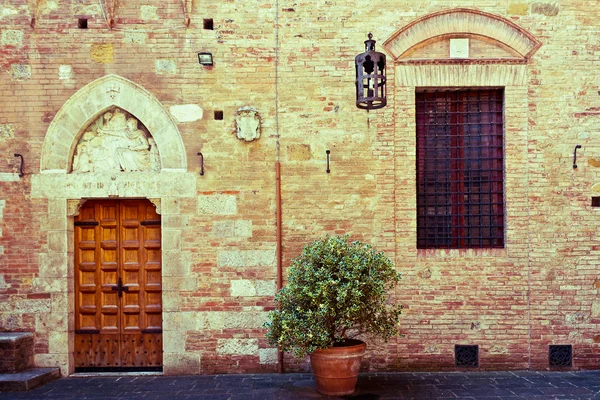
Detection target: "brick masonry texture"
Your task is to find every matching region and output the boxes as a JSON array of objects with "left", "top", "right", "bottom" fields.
[{"left": 1, "top": 0, "right": 600, "bottom": 376}]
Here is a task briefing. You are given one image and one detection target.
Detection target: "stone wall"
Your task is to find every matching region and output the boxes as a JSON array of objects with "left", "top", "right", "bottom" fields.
[{"left": 1, "top": 0, "right": 600, "bottom": 374}]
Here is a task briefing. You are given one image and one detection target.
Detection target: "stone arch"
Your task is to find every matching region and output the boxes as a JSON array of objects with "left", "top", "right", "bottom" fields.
[
  {"left": 382, "top": 8, "right": 542, "bottom": 61},
  {"left": 41, "top": 74, "right": 187, "bottom": 172}
]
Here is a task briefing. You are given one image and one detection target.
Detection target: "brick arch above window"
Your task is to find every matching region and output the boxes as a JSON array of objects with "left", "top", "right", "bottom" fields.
[
  {"left": 382, "top": 8, "right": 541, "bottom": 63},
  {"left": 40, "top": 74, "right": 187, "bottom": 172}
]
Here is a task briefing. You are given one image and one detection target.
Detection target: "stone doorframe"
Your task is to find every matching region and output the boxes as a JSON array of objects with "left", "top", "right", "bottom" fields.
[{"left": 31, "top": 74, "right": 197, "bottom": 375}]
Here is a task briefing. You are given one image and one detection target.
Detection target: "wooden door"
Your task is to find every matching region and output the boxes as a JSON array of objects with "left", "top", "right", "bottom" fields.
[{"left": 74, "top": 199, "right": 162, "bottom": 371}]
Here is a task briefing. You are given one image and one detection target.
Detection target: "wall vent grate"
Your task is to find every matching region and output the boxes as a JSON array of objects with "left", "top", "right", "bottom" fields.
[
  {"left": 455, "top": 345, "right": 478, "bottom": 367},
  {"left": 549, "top": 345, "right": 572, "bottom": 367}
]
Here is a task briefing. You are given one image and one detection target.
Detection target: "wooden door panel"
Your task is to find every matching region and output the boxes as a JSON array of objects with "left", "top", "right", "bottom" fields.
[{"left": 75, "top": 199, "right": 162, "bottom": 371}]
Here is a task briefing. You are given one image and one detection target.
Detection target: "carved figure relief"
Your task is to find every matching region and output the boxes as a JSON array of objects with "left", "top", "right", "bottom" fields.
[
  {"left": 235, "top": 107, "right": 261, "bottom": 142},
  {"left": 72, "top": 107, "right": 161, "bottom": 173}
]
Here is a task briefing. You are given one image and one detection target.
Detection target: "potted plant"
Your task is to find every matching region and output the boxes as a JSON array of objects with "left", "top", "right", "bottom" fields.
[{"left": 265, "top": 234, "right": 402, "bottom": 396}]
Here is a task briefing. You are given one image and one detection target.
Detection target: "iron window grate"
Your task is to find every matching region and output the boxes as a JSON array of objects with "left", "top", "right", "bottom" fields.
[
  {"left": 549, "top": 345, "right": 572, "bottom": 367},
  {"left": 416, "top": 88, "right": 504, "bottom": 249},
  {"left": 455, "top": 345, "right": 479, "bottom": 367}
]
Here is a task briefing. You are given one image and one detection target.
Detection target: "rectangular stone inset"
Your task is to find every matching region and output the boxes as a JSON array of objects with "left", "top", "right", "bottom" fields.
[
  {"left": 216, "top": 338, "right": 258, "bottom": 355},
  {"left": 450, "top": 38, "right": 469, "bottom": 58}
]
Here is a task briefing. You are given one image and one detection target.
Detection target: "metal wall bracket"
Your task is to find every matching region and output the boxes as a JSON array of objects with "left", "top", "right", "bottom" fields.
[
  {"left": 197, "top": 152, "right": 205, "bottom": 176},
  {"left": 573, "top": 145, "right": 582, "bottom": 169},
  {"left": 326, "top": 150, "right": 331, "bottom": 173}
]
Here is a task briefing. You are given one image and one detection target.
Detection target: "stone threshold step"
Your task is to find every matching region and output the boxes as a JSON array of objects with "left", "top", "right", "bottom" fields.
[{"left": 0, "top": 368, "right": 60, "bottom": 392}]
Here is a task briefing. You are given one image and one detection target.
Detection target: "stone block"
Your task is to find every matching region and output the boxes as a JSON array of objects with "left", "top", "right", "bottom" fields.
[
  {"left": 162, "top": 291, "right": 180, "bottom": 311},
  {"left": 230, "top": 280, "right": 256, "bottom": 297},
  {"left": 259, "top": 348, "right": 278, "bottom": 364},
  {"left": 255, "top": 280, "right": 276, "bottom": 296},
  {"left": 234, "top": 221, "right": 252, "bottom": 237},
  {"left": 162, "top": 251, "right": 191, "bottom": 277},
  {"left": 163, "top": 230, "right": 182, "bottom": 251},
  {"left": 216, "top": 339, "right": 258, "bottom": 355},
  {"left": 162, "top": 330, "right": 186, "bottom": 353},
  {"left": 198, "top": 195, "right": 237, "bottom": 215},
  {"left": 163, "top": 353, "right": 200, "bottom": 375},
  {"left": 47, "top": 231, "right": 67, "bottom": 254}
]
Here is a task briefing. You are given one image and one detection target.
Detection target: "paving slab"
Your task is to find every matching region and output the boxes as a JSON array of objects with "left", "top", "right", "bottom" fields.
[{"left": 1, "top": 371, "right": 600, "bottom": 399}]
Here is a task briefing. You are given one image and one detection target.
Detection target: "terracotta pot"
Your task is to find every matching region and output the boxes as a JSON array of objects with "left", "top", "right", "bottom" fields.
[{"left": 309, "top": 339, "right": 366, "bottom": 396}]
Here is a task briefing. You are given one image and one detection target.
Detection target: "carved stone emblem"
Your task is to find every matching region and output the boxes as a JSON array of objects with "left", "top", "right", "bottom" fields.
[
  {"left": 72, "top": 107, "right": 161, "bottom": 173},
  {"left": 105, "top": 83, "right": 120, "bottom": 100},
  {"left": 235, "top": 107, "right": 261, "bottom": 142}
]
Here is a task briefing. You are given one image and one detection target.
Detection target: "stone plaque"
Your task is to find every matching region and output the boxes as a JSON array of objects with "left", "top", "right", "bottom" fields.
[{"left": 72, "top": 107, "right": 161, "bottom": 173}]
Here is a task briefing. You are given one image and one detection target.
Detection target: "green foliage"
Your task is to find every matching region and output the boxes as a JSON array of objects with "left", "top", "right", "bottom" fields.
[{"left": 265, "top": 234, "right": 402, "bottom": 358}]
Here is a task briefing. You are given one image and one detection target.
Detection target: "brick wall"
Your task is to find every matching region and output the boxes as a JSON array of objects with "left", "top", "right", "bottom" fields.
[{"left": 1, "top": 0, "right": 600, "bottom": 374}]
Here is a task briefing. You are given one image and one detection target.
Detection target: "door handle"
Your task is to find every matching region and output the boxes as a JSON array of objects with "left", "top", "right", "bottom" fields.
[{"left": 111, "top": 277, "right": 129, "bottom": 297}]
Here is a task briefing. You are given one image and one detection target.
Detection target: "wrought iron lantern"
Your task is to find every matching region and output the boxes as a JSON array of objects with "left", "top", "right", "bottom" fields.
[{"left": 355, "top": 33, "right": 386, "bottom": 110}]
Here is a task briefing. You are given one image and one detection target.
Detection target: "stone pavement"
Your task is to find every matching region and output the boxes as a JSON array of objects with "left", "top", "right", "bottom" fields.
[{"left": 1, "top": 371, "right": 600, "bottom": 400}]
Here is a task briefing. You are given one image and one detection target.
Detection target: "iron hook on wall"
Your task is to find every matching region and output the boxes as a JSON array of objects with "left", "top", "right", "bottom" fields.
[
  {"left": 326, "top": 150, "right": 331, "bottom": 173},
  {"left": 573, "top": 145, "right": 582, "bottom": 169},
  {"left": 197, "top": 152, "right": 205, "bottom": 176},
  {"left": 13, "top": 153, "right": 24, "bottom": 177}
]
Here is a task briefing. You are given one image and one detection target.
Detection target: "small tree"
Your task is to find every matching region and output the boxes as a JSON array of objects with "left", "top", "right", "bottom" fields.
[{"left": 265, "top": 234, "right": 402, "bottom": 358}]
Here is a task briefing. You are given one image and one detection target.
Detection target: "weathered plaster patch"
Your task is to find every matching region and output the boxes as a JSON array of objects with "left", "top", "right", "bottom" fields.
[
  {"left": 156, "top": 59, "right": 177, "bottom": 75},
  {"left": 216, "top": 338, "right": 258, "bottom": 355},
  {"left": 170, "top": 105, "right": 204, "bottom": 123},
  {"left": 91, "top": 43, "right": 114, "bottom": 64},
  {"left": 58, "top": 65, "right": 73, "bottom": 80},
  {"left": 1, "top": 30, "right": 23, "bottom": 46},
  {"left": 11, "top": 64, "right": 31, "bottom": 80}
]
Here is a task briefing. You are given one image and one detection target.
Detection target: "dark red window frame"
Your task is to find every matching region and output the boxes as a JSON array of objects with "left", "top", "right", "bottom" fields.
[{"left": 416, "top": 88, "right": 504, "bottom": 249}]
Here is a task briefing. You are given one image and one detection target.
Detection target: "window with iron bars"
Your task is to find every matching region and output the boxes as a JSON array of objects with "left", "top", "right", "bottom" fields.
[{"left": 416, "top": 88, "right": 504, "bottom": 249}]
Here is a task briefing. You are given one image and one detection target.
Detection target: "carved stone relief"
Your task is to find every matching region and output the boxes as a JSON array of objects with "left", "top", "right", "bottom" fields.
[
  {"left": 235, "top": 107, "right": 261, "bottom": 142},
  {"left": 67, "top": 199, "right": 88, "bottom": 217},
  {"left": 72, "top": 107, "right": 161, "bottom": 173}
]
